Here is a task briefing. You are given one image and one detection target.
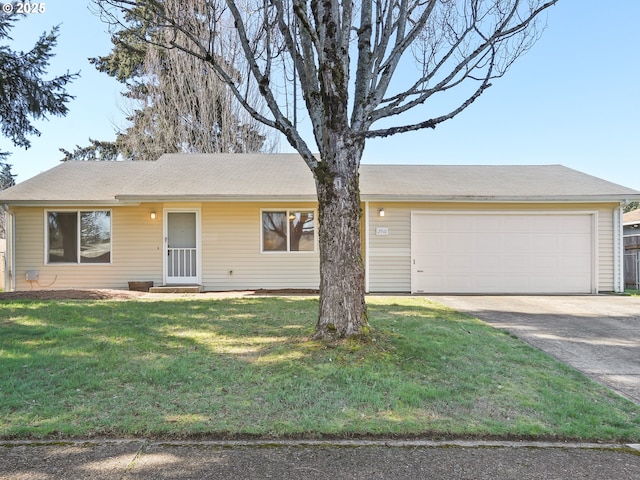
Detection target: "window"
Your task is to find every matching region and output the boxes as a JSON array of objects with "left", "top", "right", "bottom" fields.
[
  {"left": 262, "top": 210, "right": 315, "bottom": 252},
  {"left": 47, "top": 211, "right": 111, "bottom": 263}
]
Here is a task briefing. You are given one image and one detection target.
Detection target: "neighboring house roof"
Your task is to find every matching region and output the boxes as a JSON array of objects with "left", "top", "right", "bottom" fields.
[
  {"left": 1, "top": 153, "right": 639, "bottom": 205},
  {"left": 623, "top": 209, "right": 640, "bottom": 226}
]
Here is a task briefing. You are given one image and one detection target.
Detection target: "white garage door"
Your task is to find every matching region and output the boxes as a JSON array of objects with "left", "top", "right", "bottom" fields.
[{"left": 411, "top": 212, "right": 595, "bottom": 294}]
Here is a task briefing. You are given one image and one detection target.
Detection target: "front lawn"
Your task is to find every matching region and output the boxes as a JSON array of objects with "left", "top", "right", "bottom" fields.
[{"left": 0, "top": 296, "right": 638, "bottom": 441}]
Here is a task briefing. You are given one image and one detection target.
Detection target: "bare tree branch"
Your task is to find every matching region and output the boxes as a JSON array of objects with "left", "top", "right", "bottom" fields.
[{"left": 93, "top": 0, "right": 558, "bottom": 339}]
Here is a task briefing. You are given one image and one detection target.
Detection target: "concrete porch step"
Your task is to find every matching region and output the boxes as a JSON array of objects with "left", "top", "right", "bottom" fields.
[{"left": 149, "top": 285, "right": 203, "bottom": 294}]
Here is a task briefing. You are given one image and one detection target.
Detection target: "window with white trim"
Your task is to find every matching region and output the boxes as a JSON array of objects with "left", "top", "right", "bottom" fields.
[
  {"left": 47, "top": 210, "right": 112, "bottom": 263},
  {"left": 262, "top": 210, "right": 315, "bottom": 252}
]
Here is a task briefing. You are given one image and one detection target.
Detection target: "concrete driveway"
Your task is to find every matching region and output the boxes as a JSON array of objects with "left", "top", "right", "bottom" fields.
[{"left": 427, "top": 295, "right": 640, "bottom": 404}]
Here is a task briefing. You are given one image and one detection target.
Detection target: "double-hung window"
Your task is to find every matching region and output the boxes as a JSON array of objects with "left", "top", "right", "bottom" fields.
[
  {"left": 262, "top": 210, "right": 315, "bottom": 252},
  {"left": 47, "top": 210, "right": 112, "bottom": 264}
]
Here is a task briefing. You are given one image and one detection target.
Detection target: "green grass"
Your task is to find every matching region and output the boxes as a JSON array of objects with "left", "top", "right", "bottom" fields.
[
  {"left": 625, "top": 289, "right": 640, "bottom": 296},
  {"left": 0, "top": 296, "right": 638, "bottom": 441}
]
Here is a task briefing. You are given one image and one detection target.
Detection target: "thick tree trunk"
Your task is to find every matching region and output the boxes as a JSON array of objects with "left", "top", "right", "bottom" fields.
[{"left": 313, "top": 145, "right": 369, "bottom": 340}]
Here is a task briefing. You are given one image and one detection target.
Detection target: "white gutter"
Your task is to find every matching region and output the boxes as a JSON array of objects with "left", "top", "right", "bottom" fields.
[
  {"left": 360, "top": 195, "right": 640, "bottom": 203},
  {"left": 613, "top": 204, "right": 624, "bottom": 293},
  {"left": 1, "top": 201, "right": 140, "bottom": 207},
  {"left": 115, "top": 195, "right": 319, "bottom": 203}
]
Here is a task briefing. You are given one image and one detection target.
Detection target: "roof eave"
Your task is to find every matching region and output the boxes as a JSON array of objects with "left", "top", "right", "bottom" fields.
[
  {"left": 1, "top": 200, "right": 139, "bottom": 207},
  {"left": 360, "top": 195, "right": 640, "bottom": 203},
  {"left": 3, "top": 194, "right": 638, "bottom": 206},
  {"left": 114, "top": 194, "right": 319, "bottom": 202}
]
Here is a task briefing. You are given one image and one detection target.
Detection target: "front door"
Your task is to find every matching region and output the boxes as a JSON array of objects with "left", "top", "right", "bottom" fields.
[{"left": 165, "top": 211, "right": 199, "bottom": 284}]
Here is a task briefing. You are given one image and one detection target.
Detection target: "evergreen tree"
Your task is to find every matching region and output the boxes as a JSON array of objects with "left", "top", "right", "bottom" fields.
[
  {"left": 0, "top": 11, "right": 76, "bottom": 238},
  {"left": 625, "top": 202, "right": 639, "bottom": 213},
  {"left": 0, "top": 154, "right": 15, "bottom": 238},
  {"left": 0, "top": 156, "right": 15, "bottom": 190},
  {"left": 0, "top": 11, "right": 78, "bottom": 157}
]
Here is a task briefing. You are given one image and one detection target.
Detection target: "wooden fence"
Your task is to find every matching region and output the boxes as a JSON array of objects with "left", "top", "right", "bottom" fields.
[{"left": 624, "top": 236, "right": 640, "bottom": 290}]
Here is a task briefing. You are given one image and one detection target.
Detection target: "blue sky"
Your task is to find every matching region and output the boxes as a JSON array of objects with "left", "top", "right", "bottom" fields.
[{"left": 2, "top": 1, "right": 639, "bottom": 191}]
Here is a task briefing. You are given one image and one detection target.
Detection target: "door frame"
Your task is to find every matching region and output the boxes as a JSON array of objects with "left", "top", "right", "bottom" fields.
[{"left": 163, "top": 208, "right": 202, "bottom": 285}]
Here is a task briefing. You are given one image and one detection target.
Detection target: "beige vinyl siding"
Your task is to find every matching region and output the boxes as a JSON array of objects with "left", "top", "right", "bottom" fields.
[
  {"left": 367, "top": 202, "right": 620, "bottom": 293},
  {"left": 201, "top": 202, "right": 319, "bottom": 290},
  {"left": 11, "top": 202, "right": 320, "bottom": 291},
  {"left": 368, "top": 204, "right": 412, "bottom": 292},
  {"left": 12, "top": 205, "right": 164, "bottom": 290},
  {"left": 597, "top": 207, "right": 614, "bottom": 291},
  {"left": 9, "top": 201, "right": 617, "bottom": 293}
]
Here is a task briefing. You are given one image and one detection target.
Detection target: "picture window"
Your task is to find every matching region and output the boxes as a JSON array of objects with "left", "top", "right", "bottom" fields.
[
  {"left": 262, "top": 210, "right": 315, "bottom": 252},
  {"left": 47, "top": 210, "right": 111, "bottom": 264}
]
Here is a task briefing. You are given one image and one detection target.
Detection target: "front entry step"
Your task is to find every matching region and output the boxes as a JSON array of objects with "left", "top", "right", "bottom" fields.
[{"left": 149, "top": 285, "right": 203, "bottom": 294}]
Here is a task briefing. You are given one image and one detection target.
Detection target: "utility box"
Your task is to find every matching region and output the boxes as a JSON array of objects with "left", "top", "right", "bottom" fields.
[{"left": 25, "top": 270, "right": 39, "bottom": 281}]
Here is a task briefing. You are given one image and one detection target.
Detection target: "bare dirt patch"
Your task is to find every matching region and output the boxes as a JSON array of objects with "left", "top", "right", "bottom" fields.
[
  {"left": 0, "top": 288, "right": 319, "bottom": 302},
  {"left": 0, "top": 289, "right": 146, "bottom": 301}
]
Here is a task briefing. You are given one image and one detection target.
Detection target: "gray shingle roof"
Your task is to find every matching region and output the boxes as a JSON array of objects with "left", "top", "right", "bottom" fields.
[
  {"left": 0, "top": 160, "right": 151, "bottom": 204},
  {"left": 1, "top": 153, "right": 638, "bottom": 205},
  {"left": 116, "top": 153, "right": 316, "bottom": 200},
  {"left": 359, "top": 164, "right": 640, "bottom": 200}
]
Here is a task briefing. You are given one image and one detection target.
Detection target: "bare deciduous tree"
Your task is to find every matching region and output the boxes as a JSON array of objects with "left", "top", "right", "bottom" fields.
[
  {"left": 96, "top": 0, "right": 557, "bottom": 339},
  {"left": 117, "top": 35, "right": 275, "bottom": 160},
  {"left": 62, "top": 9, "right": 274, "bottom": 161}
]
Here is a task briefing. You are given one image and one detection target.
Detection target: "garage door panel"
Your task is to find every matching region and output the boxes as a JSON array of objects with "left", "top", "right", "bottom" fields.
[
  {"left": 473, "top": 234, "right": 504, "bottom": 253},
  {"left": 447, "top": 216, "right": 475, "bottom": 232},
  {"left": 504, "top": 216, "right": 532, "bottom": 232},
  {"left": 530, "top": 235, "right": 558, "bottom": 252},
  {"left": 412, "top": 233, "right": 444, "bottom": 252},
  {"left": 502, "top": 254, "right": 530, "bottom": 271},
  {"left": 531, "top": 255, "right": 561, "bottom": 270},
  {"left": 412, "top": 216, "right": 443, "bottom": 233},
  {"left": 564, "top": 234, "right": 592, "bottom": 252},
  {"left": 474, "top": 216, "right": 503, "bottom": 232},
  {"left": 411, "top": 212, "right": 594, "bottom": 294},
  {"left": 504, "top": 233, "right": 532, "bottom": 250},
  {"left": 560, "top": 254, "right": 592, "bottom": 271},
  {"left": 476, "top": 254, "right": 503, "bottom": 269},
  {"left": 560, "top": 215, "right": 593, "bottom": 233},
  {"left": 414, "top": 255, "right": 445, "bottom": 271}
]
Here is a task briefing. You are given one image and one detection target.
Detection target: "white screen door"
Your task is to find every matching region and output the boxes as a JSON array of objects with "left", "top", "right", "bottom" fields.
[{"left": 166, "top": 211, "right": 198, "bottom": 284}]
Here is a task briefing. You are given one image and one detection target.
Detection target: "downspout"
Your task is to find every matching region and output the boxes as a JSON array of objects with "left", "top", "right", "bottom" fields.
[
  {"left": 613, "top": 204, "right": 624, "bottom": 293},
  {"left": 1, "top": 204, "right": 14, "bottom": 292}
]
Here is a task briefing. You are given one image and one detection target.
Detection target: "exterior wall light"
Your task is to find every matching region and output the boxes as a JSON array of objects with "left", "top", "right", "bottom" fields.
[
  {"left": 150, "top": 212, "right": 157, "bottom": 220},
  {"left": 378, "top": 208, "right": 385, "bottom": 217}
]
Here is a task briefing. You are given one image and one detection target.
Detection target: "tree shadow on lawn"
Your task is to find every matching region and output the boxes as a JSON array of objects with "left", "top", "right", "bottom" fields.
[{"left": 1, "top": 297, "right": 639, "bottom": 440}]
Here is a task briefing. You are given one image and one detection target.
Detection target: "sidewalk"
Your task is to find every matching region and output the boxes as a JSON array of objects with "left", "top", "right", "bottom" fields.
[{"left": 2, "top": 439, "right": 640, "bottom": 479}]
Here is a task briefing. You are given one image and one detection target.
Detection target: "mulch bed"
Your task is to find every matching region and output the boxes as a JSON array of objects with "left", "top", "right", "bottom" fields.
[
  {"left": 0, "top": 289, "right": 146, "bottom": 301},
  {"left": 0, "top": 288, "right": 319, "bottom": 301}
]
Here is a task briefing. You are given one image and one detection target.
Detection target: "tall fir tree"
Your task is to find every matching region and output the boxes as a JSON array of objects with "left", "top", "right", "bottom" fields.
[
  {"left": 0, "top": 11, "right": 77, "bottom": 238},
  {"left": 0, "top": 12, "right": 77, "bottom": 157},
  {"left": 0, "top": 157, "right": 15, "bottom": 191}
]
